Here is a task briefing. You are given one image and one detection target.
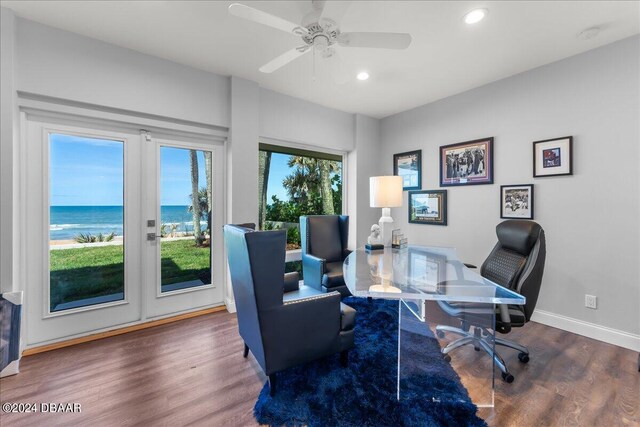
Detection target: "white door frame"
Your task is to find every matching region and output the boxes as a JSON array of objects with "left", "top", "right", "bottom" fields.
[
  {"left": 142, "top": 133, "right": 226, "bottom": 320},
  {"left": 23, "top": 119, "right": 143, "bottom": 346},
  {"left": 18, "top": 107, "right": 228, "bottom": 348}
]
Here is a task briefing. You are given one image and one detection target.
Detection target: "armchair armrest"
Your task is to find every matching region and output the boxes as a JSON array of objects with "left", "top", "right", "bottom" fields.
[
  {"left": 283, "top": 272, "right": 300, "bottom": 293},
  {"left": 261, "top": 291, "right": 342, "bottom": 374},
  {"left": 302, "top": 253, "right": 326, "bottom": 291}
]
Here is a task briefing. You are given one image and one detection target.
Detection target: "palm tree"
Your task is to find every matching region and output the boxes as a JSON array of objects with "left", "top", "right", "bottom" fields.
[
  {"left": 284, "top": 156, "right": 340, "bottom": 215},
  {"left": 318, "top": 159, "right": 339, "bottom": 215},
  {"left": 204, "top": 152, "right": 213, "bottom": 234},
  {"left": 258, "top": 150, "right": 272, "bottom": 229},
  {"left": 189, "top": 150, "right": 202, "bottom": 244}
]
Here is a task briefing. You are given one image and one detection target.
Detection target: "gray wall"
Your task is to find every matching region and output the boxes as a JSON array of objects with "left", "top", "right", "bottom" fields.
[{"left": 380, "top": 36, "right": 640, "bottom": 336}]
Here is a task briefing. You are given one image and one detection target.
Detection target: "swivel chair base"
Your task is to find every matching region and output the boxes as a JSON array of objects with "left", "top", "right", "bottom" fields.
[{"left": 435, "top": 324, "right": 530, "bottom": 383}]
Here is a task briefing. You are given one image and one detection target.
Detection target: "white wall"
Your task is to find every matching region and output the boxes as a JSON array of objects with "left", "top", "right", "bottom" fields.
[
  {"left": 15, "top": 18, "right": 230, "bottom": 127},
  {"left": 260, "top": 88, "right": 355, "bottom": 151},
  {"left": 380, "top": 36, "right": 640, "bottom": 343},
  {"left": 0, "top": 8, "right": 17, "bottom": 294},
  {"left": 348, "top": 114, "right": 383, "bottom": 248}
]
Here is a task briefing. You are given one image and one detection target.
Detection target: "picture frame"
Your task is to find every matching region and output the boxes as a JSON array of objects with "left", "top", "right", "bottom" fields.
[
  {"left": 440, "top": 137, "right": 494, "bottom": 186},
  {"left": 533, "top": 136, "right": 573, "bottom": 177},
  {"left": 408, "top": 190, "right": 447, "bottom": 226},
  {"left": 500, "top": 184, "right": 534, "bottom": 219},
  {"left": 393, "top": 150, "right": 422, "bottom": 190}
]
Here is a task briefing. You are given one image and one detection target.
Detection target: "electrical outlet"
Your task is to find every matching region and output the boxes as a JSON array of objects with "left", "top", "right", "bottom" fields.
[{"left": 585, "top": 294, "right": 597, "bottom": 309}]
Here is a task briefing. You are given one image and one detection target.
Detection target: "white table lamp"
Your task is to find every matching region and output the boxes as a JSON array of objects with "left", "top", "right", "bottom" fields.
[{"left": 370, "top": 176, "right": 403, "bottom": 246}]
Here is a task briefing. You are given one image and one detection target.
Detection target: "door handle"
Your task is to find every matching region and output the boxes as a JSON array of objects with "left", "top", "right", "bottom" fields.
[{"left": 147, "top": 233, "right": 162, "bottom": 242}]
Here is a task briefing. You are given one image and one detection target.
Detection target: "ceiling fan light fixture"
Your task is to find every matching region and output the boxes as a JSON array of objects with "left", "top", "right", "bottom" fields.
[
  {"left": 357, "top": 71, "right": 370, "bottom": 81},
  {"left": 464, "top": 8, "right": 488, "bottom": 24}
]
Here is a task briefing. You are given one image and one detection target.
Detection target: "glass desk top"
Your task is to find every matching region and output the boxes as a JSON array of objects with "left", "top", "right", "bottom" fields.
[{"left": 344, "top": 245, "right": 525, "bottom": 305}]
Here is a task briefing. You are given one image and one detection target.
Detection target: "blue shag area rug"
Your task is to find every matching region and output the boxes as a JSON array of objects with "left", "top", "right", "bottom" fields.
[{"left": 254, "top": 297, "right": 487, "bottom": 427}]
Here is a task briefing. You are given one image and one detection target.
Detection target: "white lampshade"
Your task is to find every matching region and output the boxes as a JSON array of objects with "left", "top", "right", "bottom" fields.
[{"left": 370, "top": 176, "right": 403, "bottom": 208}]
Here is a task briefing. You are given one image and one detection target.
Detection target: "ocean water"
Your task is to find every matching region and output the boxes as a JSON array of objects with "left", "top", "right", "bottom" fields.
[{"left": 50, "top": 205, "right": 207, "bottom": 240}]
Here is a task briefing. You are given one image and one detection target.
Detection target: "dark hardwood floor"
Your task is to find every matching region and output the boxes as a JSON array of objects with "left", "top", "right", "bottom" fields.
[{"left": 1, "top": 310, "right": 638, "bottom": 426}]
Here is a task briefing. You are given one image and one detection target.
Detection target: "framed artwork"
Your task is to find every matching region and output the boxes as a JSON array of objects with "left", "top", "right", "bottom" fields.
[
  {"left": 393, "top": 150, "right": 422, "bottom": 190},
  {"left": 500, "top": 184, "right": 534, "bottom": 219},
  {"left": 533, "top": 136, "right": 573, "bottom": 177},
  {"left": 408, "top": 190, "right": 447, "bottom": 226},
  {"left": 440, "top": 137, "right": 494, "bottom": 186}
]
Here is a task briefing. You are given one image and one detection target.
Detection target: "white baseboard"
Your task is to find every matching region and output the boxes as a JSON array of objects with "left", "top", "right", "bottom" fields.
[
  {"left": 531, "top": 309, "right": 640, "bottom": 352},
  {"left": 225, "top": 297, "right": 236, "bottom": 313},
  {"left": 0, "top": 360, "right": 20, "bottom": 378}
]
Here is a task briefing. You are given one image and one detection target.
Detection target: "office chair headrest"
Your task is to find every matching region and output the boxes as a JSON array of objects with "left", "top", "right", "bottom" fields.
[{"left": 496, "top": 220, "right": 542, "bottom": 256}]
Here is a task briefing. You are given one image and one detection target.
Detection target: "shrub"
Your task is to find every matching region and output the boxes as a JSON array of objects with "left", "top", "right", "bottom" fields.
[{"left": 287, "top": 226, "right": 300, "bottom": 246}]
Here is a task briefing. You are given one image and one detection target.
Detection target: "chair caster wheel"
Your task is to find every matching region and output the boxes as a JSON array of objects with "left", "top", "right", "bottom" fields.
[
  {"left": 436, "top": 330, "right": 445, "bottom": 339},
  {"left": 518, "top": 352, "right": 530, "bottom": 363},
  {"left": 501, "top": 372, "right": 514, "bottom": 383},
  {"left": 443, "top": 354, "right": 451, "bottom": 363}
]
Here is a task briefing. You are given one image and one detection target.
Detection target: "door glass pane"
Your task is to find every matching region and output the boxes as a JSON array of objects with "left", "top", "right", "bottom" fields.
[
  {"left": 160, "top": 147, "right": 212, "bottom": 293},
  {"left": 49, "top": 134, "right": 125, "bottom": 312}
]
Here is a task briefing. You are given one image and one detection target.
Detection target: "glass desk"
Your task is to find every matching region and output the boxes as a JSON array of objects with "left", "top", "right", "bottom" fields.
[{"left": 344, "top": 245, "right": 525, "bottom": 407}]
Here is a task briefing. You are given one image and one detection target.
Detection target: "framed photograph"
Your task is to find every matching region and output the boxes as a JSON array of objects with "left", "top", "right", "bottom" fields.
[
  {"left": 393, "top": 150, "right": 421, "bottom": 190},
  {"left": 408, "top": 190, "right": 447, "bottom": 226},
  {"left": 533, "top": 136, "right": 573, "bottom": 177},
  {"left": 440, "top": 137, "right": 493, "bottom": 186},
  {"left": 500, "top": 184, "right": 534, "bottom": 219}
]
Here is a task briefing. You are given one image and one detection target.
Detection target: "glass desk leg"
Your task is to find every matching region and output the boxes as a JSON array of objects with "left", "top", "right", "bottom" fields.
[{"left": 397, "top": 299, "right": 497, "bottom": 408}]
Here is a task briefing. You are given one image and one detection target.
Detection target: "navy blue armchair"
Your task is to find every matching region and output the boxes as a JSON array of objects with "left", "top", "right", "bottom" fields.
[
  {"left": 223, "top": 224, "right": 355, "bottom": 395},
  {"left": 300, "top": 215, "right": 351, "bottom": 297}
]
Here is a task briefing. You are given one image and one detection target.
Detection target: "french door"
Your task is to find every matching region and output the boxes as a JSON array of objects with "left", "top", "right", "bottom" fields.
[
  {"left": 23, "top": 118, "right": 225, "bottom": 346},
  {"left": 142, "top": 136, "right": 224, "bottom": 318}
]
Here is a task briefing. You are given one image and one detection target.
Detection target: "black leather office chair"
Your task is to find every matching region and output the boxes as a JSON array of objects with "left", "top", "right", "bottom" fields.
[
  {"left": 223, "top": 224, "right": 355, "bottom": 395},
  {"left": 300, "top": 215, "right": 351, "bottom": 297},
  {"left": 436, "top": 220, "right": 546, "bottom": 382}
]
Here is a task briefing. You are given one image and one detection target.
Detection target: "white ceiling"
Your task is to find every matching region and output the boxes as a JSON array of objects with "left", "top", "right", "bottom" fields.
[{"left": 2, "top": 1, "right": 639, "bottom": 118}]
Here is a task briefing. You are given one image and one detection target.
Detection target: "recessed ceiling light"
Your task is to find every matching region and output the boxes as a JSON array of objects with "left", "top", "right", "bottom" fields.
[
  {"left": 357, "top": 71, "right": 370, "bottom": 81},
  {"left": 464, "top": 8, "right": 488, "bottom": 25}
]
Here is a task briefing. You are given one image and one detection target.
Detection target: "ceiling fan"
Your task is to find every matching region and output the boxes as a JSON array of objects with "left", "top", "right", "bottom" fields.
[{"left": 228, "top": 1, "right": 412, "bottom": 74}]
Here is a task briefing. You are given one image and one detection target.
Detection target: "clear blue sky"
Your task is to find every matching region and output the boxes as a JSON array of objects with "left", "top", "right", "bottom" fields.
[
  {"left": 267, "top": 153, "right": 293, "bottom": 201},
  {"left": 160, "top": 147, "right": 207, "bottom": 205},
  {"left": 50, "top": 134, "right": 208, "bottom": 206},
  {"left": 50, "top": 134, "right": 335, "bottom": 206}
]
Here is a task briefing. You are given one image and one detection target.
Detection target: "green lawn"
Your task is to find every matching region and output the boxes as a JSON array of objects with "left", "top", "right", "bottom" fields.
[{"left": 50, "top": 239, "right": 210, "bottom": 310}]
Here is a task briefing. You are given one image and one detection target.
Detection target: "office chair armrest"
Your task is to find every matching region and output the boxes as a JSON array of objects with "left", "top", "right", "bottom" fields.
[
  {"left": 464, "top": 263, "right": 477, "bottom": 269},
  {"left": 283, "top": 272, "right": 300, "bottom": 293},
  {"left": 497, "top": 304, "right": 512, "bottom": 333},
  {"left": 302, "top": 254, "right": 326, "bottom": 290}
]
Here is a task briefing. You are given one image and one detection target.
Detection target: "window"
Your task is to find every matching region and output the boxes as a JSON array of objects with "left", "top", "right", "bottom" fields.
[
  {"left": 49, "top": 133, "right": 125, "bottom": 312},
  {"left": 159, "top": 146, "right": 212, "bottom": 293},
  {"left": 258, "top": 144, "right": 343, "bottom": 277}
]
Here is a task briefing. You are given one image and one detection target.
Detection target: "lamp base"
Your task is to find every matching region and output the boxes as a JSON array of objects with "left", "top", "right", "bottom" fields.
[{"left": 379, "top": 207, "right": 394, "bottom": 247}]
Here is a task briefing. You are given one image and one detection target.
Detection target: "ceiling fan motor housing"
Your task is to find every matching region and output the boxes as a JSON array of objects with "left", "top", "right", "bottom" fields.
[{"left": 302, "top": 20, "right": 339, "bottom": 50}]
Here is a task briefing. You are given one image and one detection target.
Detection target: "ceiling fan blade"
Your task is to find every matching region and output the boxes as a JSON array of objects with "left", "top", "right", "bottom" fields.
[
  {"left": 259, "top": 46, "right": 311, "bottom": 73},
  {"left": 320, "top": 1, "right": 351, "bottom": 24},
  {"left": 228, "top": 3, "right": 308, "bottom": 35},
  {"left": 338, "top": 32, "right": 412, "bottom": 49}
]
